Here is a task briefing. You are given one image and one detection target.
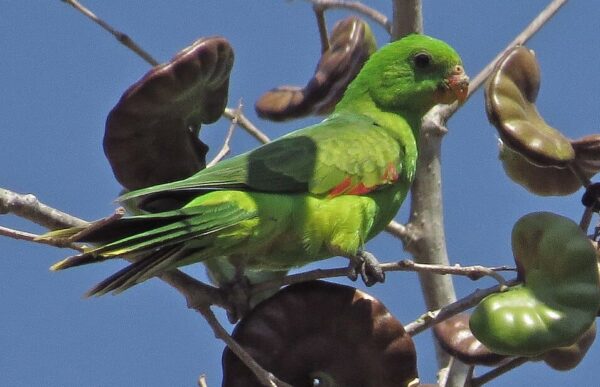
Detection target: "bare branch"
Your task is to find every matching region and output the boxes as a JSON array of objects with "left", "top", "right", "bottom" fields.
[
  {"left": 251, "top": 259, "right": 514, "bottom": 295},
  {"left": 0, "top": 225, "right": 84, "bottom": 252},
  {"left": 223, "top": 108, "right": 271, "bottom": 144},
  {"left": 390, "top": 0, "right": 422, "bottom": 39},
  {"left": 388, "top": 260, "right": 512, "bottom": 286},
  {"left": 307, "top": 0, "right": 391, "bottom": 34},
  {"left": 468, "top": 0, "right": 568, "bottom": 103},
  {"left": 198, "top": 305, "right": 293, "bottom": 387},
  {"left": 61, "top": 0, "right": 160, "bottom": 66},
  {"left": 470, "top": 357, "right": 529, "bottom": 387},
  {"left": 1, "top": 188, "right": 231, "bottom": 311},
  {"left": 404, "top": 278, "right": 520, "bottom": 336},
  {"left": 312, "top": 4, "right": 330, "bottom": 53},
  {"left": 405, "top": 3, "right": 568, "bottom": 384},
  {"left": 159, "top": 270, "right": 228, "bottom": 310},
  {"left": 1, "top": 188, "right": 88, "bottom": 229},
  {"left": 208, "top": 101, "right": 242, "bottom": 167},
  {"left": 385, "top": 220, "right": 412, "bottom": 243}
]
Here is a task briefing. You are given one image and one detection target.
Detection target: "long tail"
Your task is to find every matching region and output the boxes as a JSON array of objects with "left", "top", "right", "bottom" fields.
[
  {"left": 85, "top": 245, "right": 190, "bottom": 297},
  {"left": 41, "top": 201, "right": 254, "bottom": 295}
]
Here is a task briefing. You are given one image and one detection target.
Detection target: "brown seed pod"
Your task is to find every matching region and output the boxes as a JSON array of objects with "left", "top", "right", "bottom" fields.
[
  {"left": 572, "top": 134, "right": 600, "bottom": 173},
  {"left": 498, "top": 140, "right": 585, "bottom": 196},
  {"left": 433, "top": 313, "right": 507, "bottom": 366},
  {"left": 485, "top": 46, "right": 575, "bottom": 167},
  {"left": 104, "top": 37, "right": 234, "bottom": 191},
  {"left": 541, "top": 322, "right": 596, "bottom": 371},
  {"left": 255, "top": 17, "right": 376, "bottom": 121},
  {"left": 222, "top": 281, "right": 418, "bottom": 387}
]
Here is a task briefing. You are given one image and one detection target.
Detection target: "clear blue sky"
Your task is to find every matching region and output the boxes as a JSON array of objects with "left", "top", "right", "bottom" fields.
[{"left": 1, "top": 1, "right": 598, "bottom": 386}]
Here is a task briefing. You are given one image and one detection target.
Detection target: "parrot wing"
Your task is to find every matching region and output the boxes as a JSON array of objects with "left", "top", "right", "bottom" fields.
[{"left": 119, "top": 113, "right": 404, "bottom": 206}]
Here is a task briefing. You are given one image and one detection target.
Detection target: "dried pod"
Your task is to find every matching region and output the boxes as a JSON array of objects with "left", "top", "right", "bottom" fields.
[
  {"left": 255, "top": 17, "right": 376, "bottom": 121},
  {"left": 222, "top": 281, "right": 418, "bottom": 387},
  {"left": 433, "top": 313, "right": 507, "bottom": 366},
  {"left": 105, "top": 37, "right": 234, "bottom": 190},
  {"left": 485, "top": 46, "right": 574, "bottom": 167},
  {"left": 498, "top": 140, "right": 584, "bottom": 196},
  {"left": 572, "top": 134, "right": 600, "bottom": 173},
  {"left": 541, "top": 322, "right": 596, "bottom": 371}
]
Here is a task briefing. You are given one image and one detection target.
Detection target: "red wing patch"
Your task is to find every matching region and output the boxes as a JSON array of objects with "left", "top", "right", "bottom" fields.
[
  {"left": 382, "top": 162, "right": 399, "bottom": 183},
  {"left": 328, "top": 176, "right": 353, "bottom": 197},
  {"left": 328, "top": 163, "right": 400, "bottom": 198},
  {"left": 347, "top": 182, "right": 372, "bottom": 195}
]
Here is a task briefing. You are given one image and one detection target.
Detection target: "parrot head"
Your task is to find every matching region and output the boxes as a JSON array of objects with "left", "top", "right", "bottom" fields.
[{"left": 338, "top": 34, "right": 469, "bottom": 116}]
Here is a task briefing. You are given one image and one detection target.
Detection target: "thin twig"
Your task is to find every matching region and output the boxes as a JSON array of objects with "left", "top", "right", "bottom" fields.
[
  {"left": 387, "top": 260, "right": 511, "bottom": 286},
  {"left": 385, "top": 220, "right": 411, "bottom": 243},
  {"left": 467, "top": 0, "right": 568, "bottom": 100},
  {"left": 306, "top": 0, "right": 391, "bottom": 34},
  {"left": 580, "top": 206, "right": 594, "bottom": 233},
  {"left": 61, "top": 0, "right": 160, "bottom": 66},
  {"left": 0, "top": 188, "right": 88, "bottom": 230},
  {"left": 223, "top": 108, "right": 271, "bottom": 144},
  {"left": 61, "top": 1, "right": 272, "bottom": 159},
  {"left": 208, "top": 101, "right": 242, "bottom": 167},
  {"left": 159, "top": 270, "right": 229, "bottom": 310},
  {"left": 0, "top": 225, "right": 85, "bottom": 252},
  {"left": 251, "top": 259, "right": 514, "bottom": 295},
  {"left": 198, "top": 305, "right": 292, "bottom": 387},
  {"left": 312, "top": 4, "right": 330, "bottom": 53},
  {"left": 0, "top": 188, "right": 231, "bottom": 310},
  {"left": 404, "top": 278, "right": 520, "bottom": 336},
  {"left": 67, "top": 207, "right": 125, "bottom": 242},
  {"left": 470, "top": 357, "right": 529, "bottom": 387}
]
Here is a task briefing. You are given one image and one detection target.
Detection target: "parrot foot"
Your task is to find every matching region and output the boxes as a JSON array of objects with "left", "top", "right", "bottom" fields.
[
  {"left": 222, "top": 277, "right": 253, "bottom": 323},
  {"left": 347, "top": 250, "right": 385, "bottom": 286}
]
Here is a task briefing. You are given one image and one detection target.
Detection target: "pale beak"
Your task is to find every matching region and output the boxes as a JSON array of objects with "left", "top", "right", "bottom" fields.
[{"left": 447, "top": 65, "right": 469, "bottom": 103}]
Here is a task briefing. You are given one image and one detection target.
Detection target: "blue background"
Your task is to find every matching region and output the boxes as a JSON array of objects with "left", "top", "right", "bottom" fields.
[{"left": 1, "top": 1, "right": 598, "bottom": 386}]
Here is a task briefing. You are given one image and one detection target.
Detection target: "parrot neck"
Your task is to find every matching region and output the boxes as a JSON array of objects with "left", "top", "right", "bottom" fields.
[{"left": 335, "top": 88, "right": 424, "bottom": 142}]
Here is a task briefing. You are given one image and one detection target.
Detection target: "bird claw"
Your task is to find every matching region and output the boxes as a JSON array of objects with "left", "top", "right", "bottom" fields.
[{"left": 347, "top": 250, "right": 385, "bottom": 286}]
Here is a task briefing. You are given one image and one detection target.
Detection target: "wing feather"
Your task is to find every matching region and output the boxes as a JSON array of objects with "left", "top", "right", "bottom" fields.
[{"left": 119, "top": 113, "right": 403, "bottom": 205}]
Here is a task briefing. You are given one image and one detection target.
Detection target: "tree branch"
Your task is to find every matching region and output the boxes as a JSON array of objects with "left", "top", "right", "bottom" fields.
[
  {"left": 250, "top": 259, "right": 514, "bottom": 295},
  {"left": 466, "top": 0, "right": 567, "bottom": 105},
  {"left": 0, "top": 188, "right": 230, "bottom": 309},
  {"left": 404, "top": 2, "right": 568, "bottom": 384},
  {"left": 306, "top": 0, "right": 391, "bottom": 34},
  {"left": 61, "top": 0, "right": 160, "bottom": 66},
  {"left": 208, "top": 102, "right": 241, "bottom": 167},
  {"left": 404, "top": 278, "right": 519, "bottom": 336},
  {"left": 469, "top": 357, "right": 529, "bottom": 387},
  {"left": 198, "top": 305, "right": 293, "bottom": 387},
  {"left": 223, "top": 108, "right": 271, "bottom": 144},
  {"left": 0, "top": 188, "right": 88, "bottom": 229},
  {"left": 390, "top": 0, "right": 422, "bottom": 39}
]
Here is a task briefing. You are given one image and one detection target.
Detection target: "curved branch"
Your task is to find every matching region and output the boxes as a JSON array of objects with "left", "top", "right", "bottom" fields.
[
  {"left": 307, "top": 0, "right": 391, "bottom": 34},
  {"left": 250, "top": 259, "right": 515, "bottom": 295},
  {"left": 404, "top": 278, "right": 519, "bottom": 336},
  {"left": 61, "top": 0, "right": 159, "bottom": 66}
]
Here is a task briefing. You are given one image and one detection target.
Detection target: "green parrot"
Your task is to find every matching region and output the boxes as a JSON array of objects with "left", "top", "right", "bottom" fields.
[{"left": 44, "top": 34, "right": 468, "bottom": 297}]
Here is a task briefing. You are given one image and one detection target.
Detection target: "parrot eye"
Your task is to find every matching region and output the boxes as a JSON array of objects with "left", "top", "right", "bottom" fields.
[{"left": 413, "top": 52, "right": 432, "bottom": 69}]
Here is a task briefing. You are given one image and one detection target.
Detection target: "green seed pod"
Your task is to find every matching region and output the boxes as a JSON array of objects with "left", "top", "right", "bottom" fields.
[{"left": 470, "top": 212, "right": 600, "bottom": 356}]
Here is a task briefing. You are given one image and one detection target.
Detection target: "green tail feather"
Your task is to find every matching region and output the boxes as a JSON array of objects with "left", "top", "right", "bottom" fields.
[{"left": 85, "top": 245, "right": 185, "bottom": 297}]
